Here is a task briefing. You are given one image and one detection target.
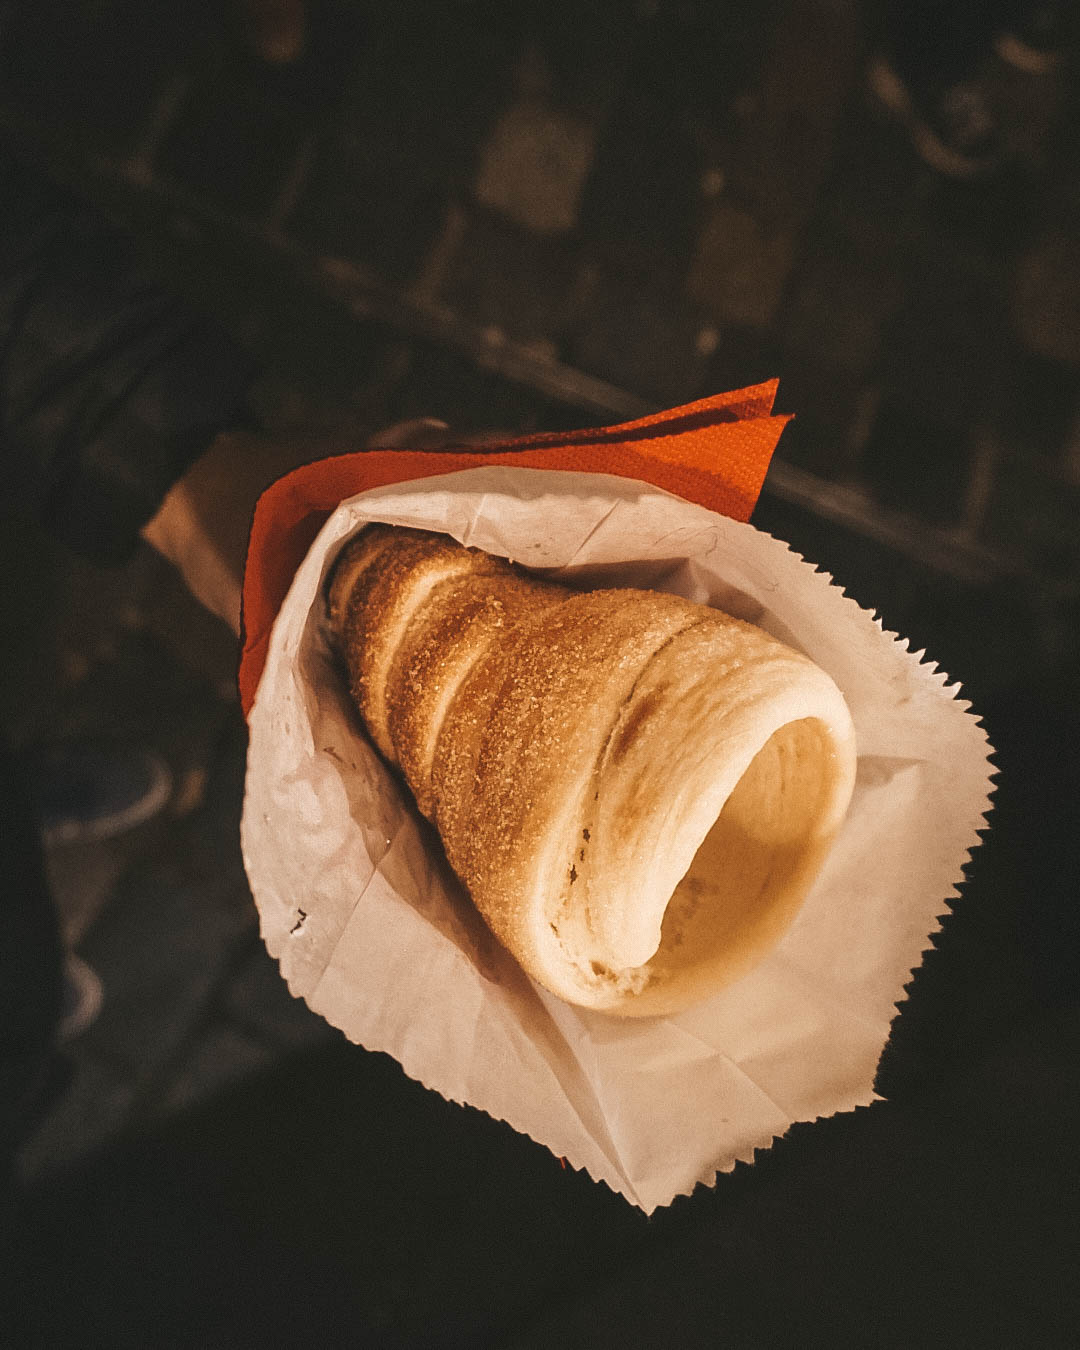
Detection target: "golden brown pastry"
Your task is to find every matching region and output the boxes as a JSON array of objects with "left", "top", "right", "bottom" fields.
[{"left": 327, "top": 524, "right": 857, "bottom": 1017}]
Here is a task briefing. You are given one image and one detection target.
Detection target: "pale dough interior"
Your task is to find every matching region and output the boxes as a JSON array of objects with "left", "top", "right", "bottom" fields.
[{"left": 587, "top": 716, "right": 843, "bottom": 1018}]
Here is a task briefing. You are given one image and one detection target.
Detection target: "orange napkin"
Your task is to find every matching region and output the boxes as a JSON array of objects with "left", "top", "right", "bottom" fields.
[{"left": 238, "top": 379, "right": 789, "bottom": 716}]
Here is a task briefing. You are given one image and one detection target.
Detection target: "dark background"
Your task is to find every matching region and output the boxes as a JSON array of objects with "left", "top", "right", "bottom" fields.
[{"left": 3, "top": 1, "right": 1078, "bottom": 1346}]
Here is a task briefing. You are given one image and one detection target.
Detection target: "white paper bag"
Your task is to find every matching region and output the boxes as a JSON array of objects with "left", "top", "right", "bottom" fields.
[{"left": 241, "top": 467, "right": 994, "bottom": 1213}]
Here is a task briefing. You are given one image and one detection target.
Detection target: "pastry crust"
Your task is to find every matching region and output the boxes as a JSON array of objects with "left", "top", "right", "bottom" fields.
[{"left": 327, "top": 524, "right": 857, "bottom": 1017}]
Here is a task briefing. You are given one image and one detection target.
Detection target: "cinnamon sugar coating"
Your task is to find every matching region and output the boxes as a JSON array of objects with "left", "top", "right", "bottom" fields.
[{"left": 325, "top": 523, "right": 857, "bottom": 1016}]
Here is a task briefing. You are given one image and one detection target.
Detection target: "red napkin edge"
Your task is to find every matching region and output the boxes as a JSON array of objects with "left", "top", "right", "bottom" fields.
[{"left": 238, "top": 380, "right": 790, "bottom": 716}]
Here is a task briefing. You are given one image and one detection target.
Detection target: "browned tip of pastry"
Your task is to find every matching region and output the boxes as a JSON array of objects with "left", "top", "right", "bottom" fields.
[
  {"left": 325, "top": 524, "right": 403, "bottom": 636},
  {"left": 330, "top": 527, "right": 509, "bottom": 762}
]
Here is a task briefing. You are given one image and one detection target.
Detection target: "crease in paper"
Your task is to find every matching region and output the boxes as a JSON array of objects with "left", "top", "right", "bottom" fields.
[{"left": 241, "top": 466, "right": 994, "bottom": 1214}]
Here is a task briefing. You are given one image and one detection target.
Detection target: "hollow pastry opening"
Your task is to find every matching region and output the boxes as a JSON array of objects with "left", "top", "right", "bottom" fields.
[{"left": 608, "top": 715, "right": 845, "bottom": 1016}]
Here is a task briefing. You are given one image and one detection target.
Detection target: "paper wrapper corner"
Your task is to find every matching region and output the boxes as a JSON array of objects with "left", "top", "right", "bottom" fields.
[{"left": 240, "top": 467, "right": 994, "bottom": 1214}]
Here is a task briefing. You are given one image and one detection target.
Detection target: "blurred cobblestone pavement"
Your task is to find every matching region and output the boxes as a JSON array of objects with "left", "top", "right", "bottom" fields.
[
  {"left": 4, "top": 0, "right": 1079, "bottom": 687},
  {"left": 3, "top": 2, "right": 1079, "bottom": 1346}
]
